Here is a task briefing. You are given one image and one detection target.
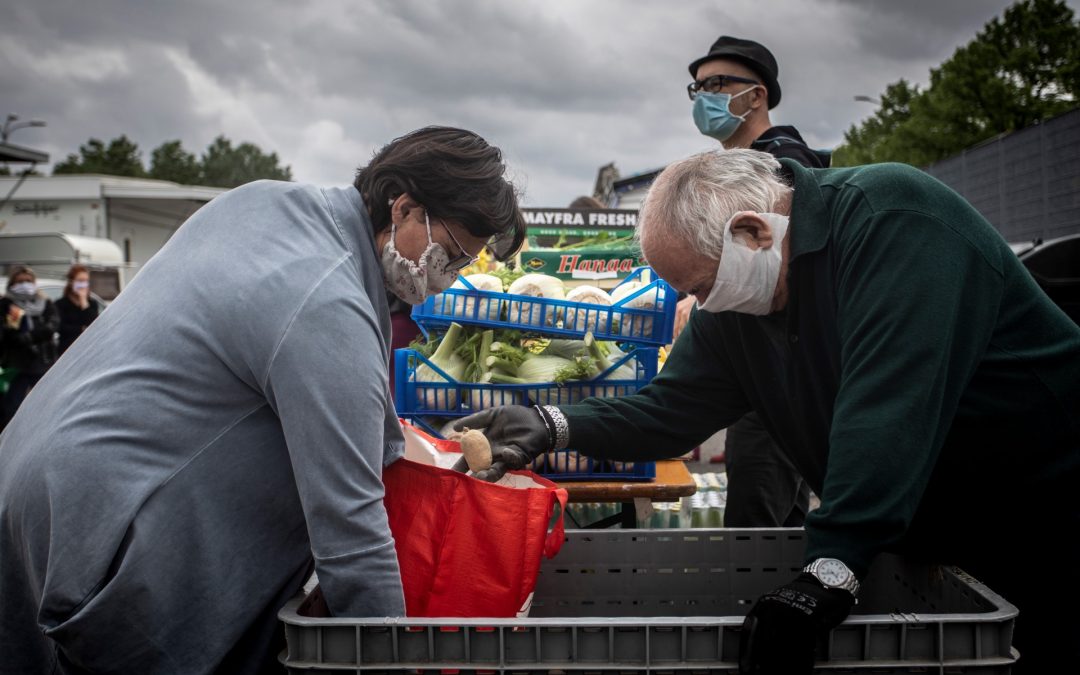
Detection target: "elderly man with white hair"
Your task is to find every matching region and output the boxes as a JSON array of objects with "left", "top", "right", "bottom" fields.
[{"left": 458, "top": 148, "right": 1080, "bottom": 674}]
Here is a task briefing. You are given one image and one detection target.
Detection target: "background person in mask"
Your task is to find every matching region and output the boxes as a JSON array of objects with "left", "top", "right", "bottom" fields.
[
  {"left": 1, "top": 264, "right": 59, "bottom": 428},
  {"left": 687, "top": 35, "right": 828, "bottom": 167},
  {"left": 454, "top": 149, "right": 1080, "bottom": 674},
  {"left": 54, "top": 264, "right": 102, "bottom": 356},
  {"left": 0, "top": 126, "right": 525, "bottom": 675},
  {"left": 677, "top": 35, "right": 817, "bottom": 529}
]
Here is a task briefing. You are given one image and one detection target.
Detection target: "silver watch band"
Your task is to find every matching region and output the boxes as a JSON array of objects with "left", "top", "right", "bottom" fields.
[
  {"left": 804, "top": 558, "right": 860, "bottom": 596},
  {"left": 541, "top": 405, "right": 570, "bottom": 449}
]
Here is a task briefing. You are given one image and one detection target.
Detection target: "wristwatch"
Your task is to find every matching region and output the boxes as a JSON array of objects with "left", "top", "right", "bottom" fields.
[{"left": 804, "top": 558, "right": 860, "bottom": 597}]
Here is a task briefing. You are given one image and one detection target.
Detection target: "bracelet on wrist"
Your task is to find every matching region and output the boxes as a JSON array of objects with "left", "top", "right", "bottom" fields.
[
  {"left": 540, "top": 405, "right": 570, "bottom": 449},
  {"left": 532, "top": 406, "right": 555, "bottom": 450}
]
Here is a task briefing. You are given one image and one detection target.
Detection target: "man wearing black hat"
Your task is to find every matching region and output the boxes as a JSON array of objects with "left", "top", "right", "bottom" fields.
[
  {"left": 676, "top": 35, "right": 818, "bottom": 532},
  {"left": 687, "top": 35, "right": 829, "bottom": 167}
]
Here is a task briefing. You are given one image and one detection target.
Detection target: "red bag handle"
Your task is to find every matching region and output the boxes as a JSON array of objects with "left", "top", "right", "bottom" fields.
[
  {"left": 399, "top": 418, "right": 462, "bottom": 454},
  {"left": 543, "top": 488, "right": 569, "bottom": 558}
]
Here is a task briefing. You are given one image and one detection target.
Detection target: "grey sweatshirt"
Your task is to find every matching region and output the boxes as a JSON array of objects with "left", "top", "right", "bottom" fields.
[{"left": 0, "top": 181, "right": 406, "bottom": 674}]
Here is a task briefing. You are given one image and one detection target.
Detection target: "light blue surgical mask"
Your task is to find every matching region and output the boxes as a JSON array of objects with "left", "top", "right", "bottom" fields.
[{"left": 692, "top": 86, "right": 756, "bottom": 142}]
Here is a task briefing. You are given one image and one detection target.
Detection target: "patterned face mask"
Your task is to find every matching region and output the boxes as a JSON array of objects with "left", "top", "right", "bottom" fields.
[{"left": 380, "top": 210, "right": 458, "bottom": 305}]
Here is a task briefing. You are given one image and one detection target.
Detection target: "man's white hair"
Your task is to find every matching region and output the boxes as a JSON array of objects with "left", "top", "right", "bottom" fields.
[{"left": 637, "top": 148, "right": 792, "bottom": 260}]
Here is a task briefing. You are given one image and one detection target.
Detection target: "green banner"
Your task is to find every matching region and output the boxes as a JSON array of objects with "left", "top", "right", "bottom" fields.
[
  {"left": 520, "top": 246, "right": 645, "bottom": 282},
  {"left": 521, "top": 208, "right": 642, "bottom": 281}
]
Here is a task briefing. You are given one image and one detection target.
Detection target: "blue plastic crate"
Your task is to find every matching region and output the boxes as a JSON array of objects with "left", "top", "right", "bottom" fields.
[
  {"left": 402, "top": 415, "right": 656, "bottom": 482},
  {"left": 393, "top": 346, "right": 658, "bottom": 416},
  {"left": 524, "top": 449, "right": 655, "bottom": 481},
  {"left": 394, "top": 345, "right": 658, "bottom": 482},
  {"left": 412, "top": 267, "right": 677, "bottom": 345}
]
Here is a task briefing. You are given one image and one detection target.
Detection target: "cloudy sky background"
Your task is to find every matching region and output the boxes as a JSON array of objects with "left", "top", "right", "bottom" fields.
[{"left": 4, "top": 0, "right": 1076, "bottom": 206}]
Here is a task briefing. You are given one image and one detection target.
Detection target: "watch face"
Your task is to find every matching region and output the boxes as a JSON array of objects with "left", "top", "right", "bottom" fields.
[{"left": 817, "top": 559, "right": 851, "bottom": 587}]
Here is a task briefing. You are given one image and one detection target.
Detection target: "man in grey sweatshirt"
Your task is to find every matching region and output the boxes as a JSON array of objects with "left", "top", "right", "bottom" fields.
[{"left": 0, "top": 126, "right": 525, "bottom": 674}]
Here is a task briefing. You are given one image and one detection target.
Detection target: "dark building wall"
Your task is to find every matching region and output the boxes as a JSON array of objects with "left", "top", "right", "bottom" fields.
[{"left": 924, "top": 107, "right": 1080, "bottom": 243}]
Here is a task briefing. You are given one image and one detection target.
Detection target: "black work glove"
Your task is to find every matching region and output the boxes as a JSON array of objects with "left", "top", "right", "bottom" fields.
[
  {"left": 738, "top": 573, "right": 855, "bottom": 675},
  {"left": 451, "top": 405, "right": 552, "bottom": 482}
]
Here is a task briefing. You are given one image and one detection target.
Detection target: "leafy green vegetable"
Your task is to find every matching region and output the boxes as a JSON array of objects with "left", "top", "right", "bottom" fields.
[{"left": 491, "top": 266, "right": 526, "bottom": 291}]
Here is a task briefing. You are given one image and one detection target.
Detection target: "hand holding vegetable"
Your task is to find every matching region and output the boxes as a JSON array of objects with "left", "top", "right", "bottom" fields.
[
  {"left": 452, "top": 406, "right": 552, "bottom": 482},
  {"left": 459, "top": 428, "right": 493, "bottom": 473}
]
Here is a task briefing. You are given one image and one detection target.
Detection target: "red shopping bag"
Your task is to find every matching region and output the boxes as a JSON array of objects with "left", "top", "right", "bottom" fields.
[{"left": 383, "top": 422, "right": 568, "bottom": 617}]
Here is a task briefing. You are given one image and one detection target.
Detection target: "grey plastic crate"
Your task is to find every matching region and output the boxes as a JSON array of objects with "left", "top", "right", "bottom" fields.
[{"left": 279, "top": 529, "right": 1017, "bottom": 673}]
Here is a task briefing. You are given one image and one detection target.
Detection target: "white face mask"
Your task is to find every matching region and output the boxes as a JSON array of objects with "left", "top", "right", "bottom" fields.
[
  {"left": 381, "top": 209, "right": 459, "bottom": 305},
  {"left": 698, "top": 211, "right": 790, "bottom": 316},
  {"left": 9, "top": 282, "right": 37, "bottom": 297},
  {"left": 73, "top": 280, "right": 90, "bottom": 292}
]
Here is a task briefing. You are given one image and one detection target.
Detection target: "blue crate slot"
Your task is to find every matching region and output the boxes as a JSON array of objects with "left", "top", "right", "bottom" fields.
[
  {"left": 525, "top": 450, "right": 655, "bottom": 481},
  {"left": 394, "top": 346, "right": 658, "bottom": 417},
  {"left": 412, "top": 267, "right": 677, "bottom": 345},
  {"left": 402, "top": 415, "right": 655, "bottom": 482}
]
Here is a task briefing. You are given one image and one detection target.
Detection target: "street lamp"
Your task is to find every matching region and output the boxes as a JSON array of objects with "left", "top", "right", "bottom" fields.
[
  {"left": 853, "top": 95, "right": 881, "bottom": 105},
  {"left": 2, "top": 114, "right": 47, "bottom": 143}
]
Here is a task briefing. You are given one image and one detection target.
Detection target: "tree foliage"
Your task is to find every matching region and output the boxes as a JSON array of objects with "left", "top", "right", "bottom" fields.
[
  {"left": 832, "top": 80, "right": 921, "bottom": 166},
  {"left": 833, "top": 0, "right": 1080, "bottom": 167},
  {"left": 52, "top": 134, "right": 292, "bottom": 187},
  {"left": 199, "top": 135, "right": 292, "bottom": 188},
  {"left": 149, "top": 140, "right": 201, "bottom": 185},
  {"left": 53, "top": 136, "right": 146, "bottom": 177}
]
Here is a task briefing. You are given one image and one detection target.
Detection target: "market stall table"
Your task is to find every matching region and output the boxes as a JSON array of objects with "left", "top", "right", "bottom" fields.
[{"left": 553, "top": 459, "right": 696, "bottom": 528}]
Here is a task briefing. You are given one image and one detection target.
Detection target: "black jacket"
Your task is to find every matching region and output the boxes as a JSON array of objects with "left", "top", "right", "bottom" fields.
[
  {"left": 750, "top": 125, "right": 830, "bottom": 168},
  {"left": 55, "top": 296, "right": 101, "bottom": 355},
  {"left": 1, "top": 297, "right": 60, "bottom": 375}
]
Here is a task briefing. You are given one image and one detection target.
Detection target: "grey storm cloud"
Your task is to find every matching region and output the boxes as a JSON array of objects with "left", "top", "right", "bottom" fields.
[
  {"left": 826, "top": 0, "right": 1021, "bottom": 62},
  {"left": 2, "top": 0, "right": 1076, "bottom": 206}
]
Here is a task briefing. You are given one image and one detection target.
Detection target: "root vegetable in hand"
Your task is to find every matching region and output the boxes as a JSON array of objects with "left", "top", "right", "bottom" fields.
[{"left": 460, "top": 428, "right": 493, "bottom": 473}]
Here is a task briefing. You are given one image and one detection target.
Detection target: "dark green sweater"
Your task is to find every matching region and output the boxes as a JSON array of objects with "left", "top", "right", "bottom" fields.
[{"left": 562, "top": 160, "right": 1080, "bottom": 577}]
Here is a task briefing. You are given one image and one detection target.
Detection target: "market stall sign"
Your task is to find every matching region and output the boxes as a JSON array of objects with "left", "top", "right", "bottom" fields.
[
  {"left": 523, "top": 247, "right": 646, "bottom": 281},
  {"left": 521, "top": 208, "right": 643, "bottom": 281}
]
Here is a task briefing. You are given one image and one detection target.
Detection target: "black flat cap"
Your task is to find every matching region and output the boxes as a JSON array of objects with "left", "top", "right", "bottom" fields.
[{"left": 688, "top": 35, "right": 781, "bottom": 109}]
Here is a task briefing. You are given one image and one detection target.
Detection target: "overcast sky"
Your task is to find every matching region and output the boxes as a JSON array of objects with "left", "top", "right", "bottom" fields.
[{"left": 4, "top": 0, "right": 1075, "bottom": 206}]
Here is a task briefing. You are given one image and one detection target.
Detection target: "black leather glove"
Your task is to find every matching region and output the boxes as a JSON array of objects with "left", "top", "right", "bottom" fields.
[
  {"left": 452, "top": 406, "right": 552, "bottom": 481},
  {"left": 738, "top": 573, "right": 855, "bottom": 675}
]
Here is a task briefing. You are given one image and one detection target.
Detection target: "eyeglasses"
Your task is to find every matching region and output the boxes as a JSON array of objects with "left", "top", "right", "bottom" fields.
[
  {"left": 687, "top": 74, "right": 760, "bottom": 100},
  {"left": 440, "top": 221, "right": 482, "bottom": 272}
]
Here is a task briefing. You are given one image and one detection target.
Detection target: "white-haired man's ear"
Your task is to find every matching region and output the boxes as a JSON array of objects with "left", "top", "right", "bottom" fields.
[{"left": 729, "top": 212, "right": 774, "bottom": 251}]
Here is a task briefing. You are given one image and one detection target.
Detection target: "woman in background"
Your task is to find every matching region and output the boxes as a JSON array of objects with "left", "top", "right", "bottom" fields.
[
  {"left": 54, "top": 264, "right": 102, "bottom": 356},
  {"left": 1, "top": 264, "right": 59, "bottom": 426}
]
